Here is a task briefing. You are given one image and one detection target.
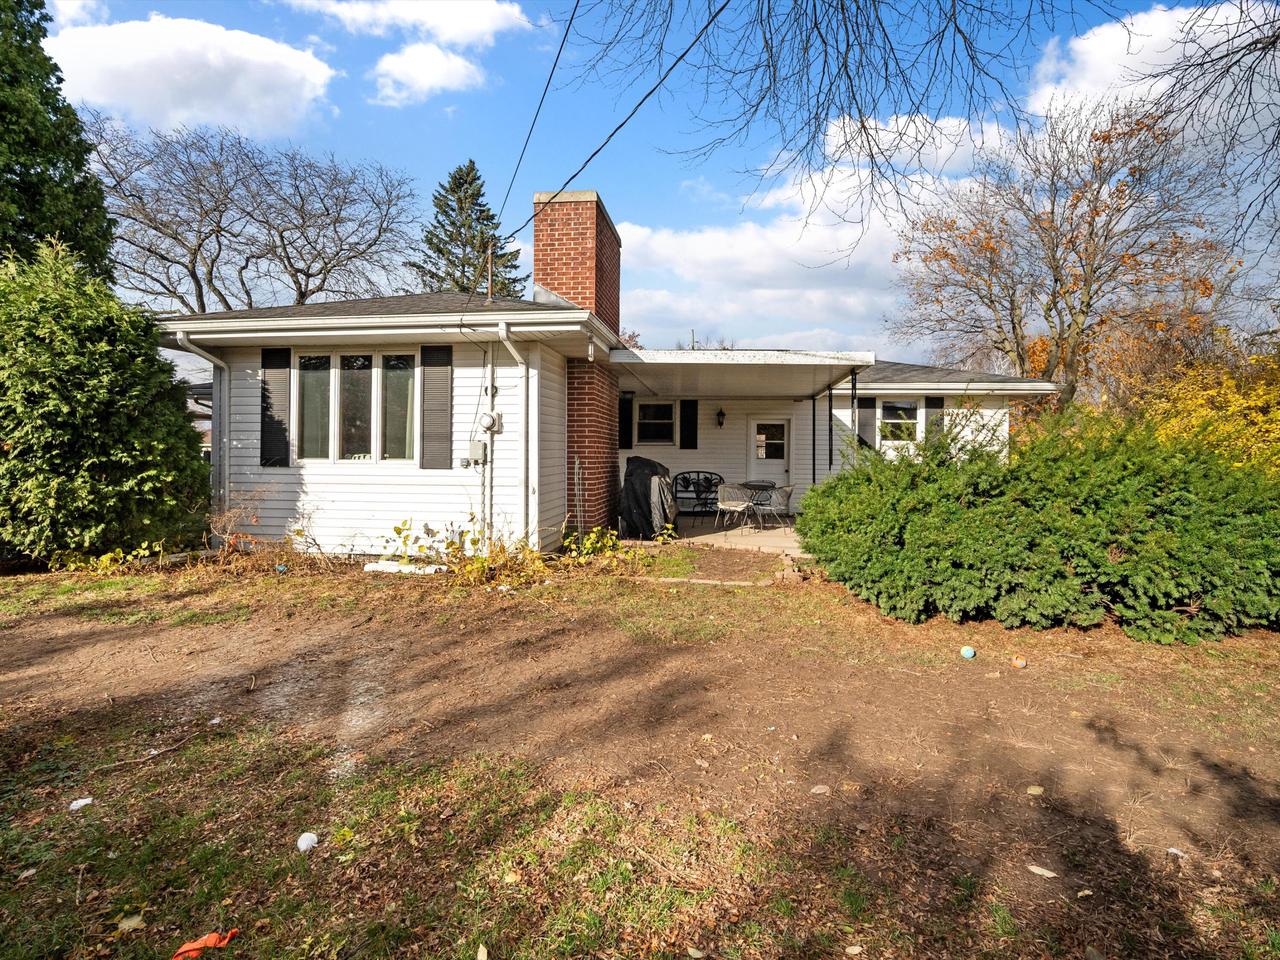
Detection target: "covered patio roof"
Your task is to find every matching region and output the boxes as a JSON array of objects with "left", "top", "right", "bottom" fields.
[{"left": 609, "top": 348, "right": 875, "bottom": 398}]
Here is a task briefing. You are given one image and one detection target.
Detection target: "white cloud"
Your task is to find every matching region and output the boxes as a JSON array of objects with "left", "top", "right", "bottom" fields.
[
  {"left": 287, "top": 0, "right": 531, "bottom": 47},
  {"left": 616, "top": 173, "right": 914, "bottom": 352},
  {"left": 45, "top": 15, "right": 335, "bottom": 136},
  {"left": 1026, "top": 3, "right": 1265, "bottom": 112},
  {"left": 369, "top": 42, "right": 484, "bottom": 107},
  {"left": 48, "top": 0, "right": 107, "bottom": 29}
]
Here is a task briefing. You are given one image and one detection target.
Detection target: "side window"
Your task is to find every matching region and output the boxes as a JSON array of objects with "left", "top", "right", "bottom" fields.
[
  {"left": 381, "top": 354, "right": 415, "bottom": 460},
  {"left": 880, "top": 400, "right": 919, "bottom": 442},
  {"left": 298, "top": 355, "right": 331, "bottom": 459},
  {"left": 637, "top": 402, "right": 675, "bottom": 443},
  {"left": 339, "top": 354, "right": 373, "bottom": 460}
]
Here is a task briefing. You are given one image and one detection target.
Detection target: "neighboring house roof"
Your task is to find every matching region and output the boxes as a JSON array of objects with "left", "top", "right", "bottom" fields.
[
  {"left": 185, "top": 380, "right": 213, "bottom": 401},
  {"left": 853, "top": 361, "right": 1056, "bottom": 389},
  {"left": 178, "top": 292, "right": 565, "bottom": 322}
]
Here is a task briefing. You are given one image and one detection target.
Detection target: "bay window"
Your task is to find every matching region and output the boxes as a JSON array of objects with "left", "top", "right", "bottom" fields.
[{"left": 294, "top": 350, "right": 417, "bottom": 462}]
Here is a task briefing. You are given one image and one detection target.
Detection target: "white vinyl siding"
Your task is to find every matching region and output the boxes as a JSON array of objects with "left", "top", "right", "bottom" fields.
[
  {"left": 225, "top": 343, "right": 529, "bottom": 555},
  {"left": 616, "top": 393, "right": 1011, "bottom": 508}
]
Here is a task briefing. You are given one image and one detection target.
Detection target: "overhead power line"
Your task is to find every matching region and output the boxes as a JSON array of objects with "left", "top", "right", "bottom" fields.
[
  {"left": 496, "top": 0, "right": 581, "bottom": 225},
  {"left": 505, "top": 0, "right": 734, "bottom": 241}
]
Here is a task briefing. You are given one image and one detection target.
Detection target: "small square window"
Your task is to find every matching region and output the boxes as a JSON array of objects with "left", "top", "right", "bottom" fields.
[
  {"left": 637, "top": 402, "right": 675, "bottom": 443},
  {"left": 880, "top": 400, "right": 918, "bottom": 442}
]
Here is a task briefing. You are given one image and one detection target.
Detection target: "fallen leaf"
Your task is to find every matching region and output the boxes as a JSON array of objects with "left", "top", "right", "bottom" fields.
[
  {"left": 810, "top": 784, "right": 831, "bottom": 795},
  {"left": 1077, "top": 888, "right": 1094, "bottom": 899},
  {"left": 503, "top": 870, "right": 519, "bottom": 884},
  {"left": 845, "top": 946, "right": 864, "bottom": 956},
  {"left": 116, "top": 914, "right": 145, "bottom": 933},
  {"left": 1026, "top": 785, "right": 1045, "bottom": 796},
  {"left": 687, "top": 949, "right": 706, "bottom": 959},
  {"left": 1027, "top": 864, "right": 1058, "bottom": 879}
]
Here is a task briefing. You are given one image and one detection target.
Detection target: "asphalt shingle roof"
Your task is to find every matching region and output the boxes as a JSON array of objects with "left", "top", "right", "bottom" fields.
[
  {"left": 857, "top": 360, "right": 1051, "bottom": 386},
  {"left": 181, "top": 292, "right": 569, "bottom": 322}
]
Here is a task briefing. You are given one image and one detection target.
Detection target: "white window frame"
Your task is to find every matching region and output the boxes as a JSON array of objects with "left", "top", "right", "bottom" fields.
[
  {"left": 877, "top": 396, "right": 924, "bottom": 447},
  {"left": 635, "top": 399, "right": 677, "bottom": 446},
  {"left": 290, "top": 348, "right": 421, "bottom": 465}
]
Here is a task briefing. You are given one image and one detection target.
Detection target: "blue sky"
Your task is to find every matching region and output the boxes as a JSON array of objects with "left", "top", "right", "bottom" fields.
[{"left": 43, "top": 0, "right": 1193, "bottom": 357}]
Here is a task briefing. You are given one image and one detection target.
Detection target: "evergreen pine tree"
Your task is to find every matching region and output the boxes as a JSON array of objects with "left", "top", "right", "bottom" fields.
[
  {"left": 408, "top": 160, "right": 526, "bottom": 299},
  {"left": 0, "top": 0, "right": 113, "bottom": 276}
]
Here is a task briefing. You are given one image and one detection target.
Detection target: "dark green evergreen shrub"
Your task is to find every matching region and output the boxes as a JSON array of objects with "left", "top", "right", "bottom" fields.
[
  {"left": 0, "top": 242, "right": 208, "bottom": 563},
  {"left": 796, "top": 412, "right": 1280, "bottom": 644}
]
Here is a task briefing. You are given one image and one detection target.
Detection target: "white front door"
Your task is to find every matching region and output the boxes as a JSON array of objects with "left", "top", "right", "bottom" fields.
[{"left": 748, "top": 419, "right": 790, "bottom": 485}]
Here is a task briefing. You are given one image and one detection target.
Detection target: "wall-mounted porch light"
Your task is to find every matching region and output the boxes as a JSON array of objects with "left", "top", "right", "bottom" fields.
[{"left": 716, "top": 407, "right": 726, "bottom": 428}]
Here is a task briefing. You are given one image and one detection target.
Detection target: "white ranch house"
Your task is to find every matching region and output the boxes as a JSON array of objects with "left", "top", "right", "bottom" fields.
[{"left": 163, "top": 190, "right": 1056, "bottom": 554}]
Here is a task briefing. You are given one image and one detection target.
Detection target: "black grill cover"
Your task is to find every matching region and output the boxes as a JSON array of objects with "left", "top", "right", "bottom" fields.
[{"left": 619, "top": 455, "right": 673, "bottom": 539}]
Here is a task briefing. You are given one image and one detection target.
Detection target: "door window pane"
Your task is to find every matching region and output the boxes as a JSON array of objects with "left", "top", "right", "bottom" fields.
[
  {"left": 755, "top": 423, "right": 785, "bottom": 459},
  {"left": 298, "top": 355, "right": 330, "bottom": 459},
  {"left": 880, "top": 400, "right": 919, "bottom": 441},
  {"left": 637, "top": 402, "right": 674, "bottom": 443},
  {"left": 339, "top": 355, "right": 373, "bottom": 460},
  {"left": 381, "top": 354, "right": 414, "bottom": 460}
]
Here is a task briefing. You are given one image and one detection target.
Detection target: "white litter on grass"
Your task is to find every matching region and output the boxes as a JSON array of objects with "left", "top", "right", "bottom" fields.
[
  {"left": 1167, "top": 847, "right": 1187, "bottom": 858},
  {"left": 18, "top": 868, "right": 35, "bottom": 880},
  {"left": 68, "top": 797, "right": 93, "bottom": 812},
  {"left": 497, "top": 584, "right": 512, "bottom": 593},
  {"left": 363, "top": 560, "right": 444, "bottom": 576},
  {"left": 810, "top": 784, "right": 831, "bottom": 795},
  {"left": 296, "top": 832, "right": 319, "bottom": 853},
  {"left": 1026, "top": 785, "right": 1045, "bottom": 796},
  {"left": 845, "top": 946, "right": 864, "bottom": 956},
  {"left": 208, "top": 716, "right": 222, "bottom": 726},
  {"left": 1027, "top": 864, "right": 1059, "bottom": 878}
]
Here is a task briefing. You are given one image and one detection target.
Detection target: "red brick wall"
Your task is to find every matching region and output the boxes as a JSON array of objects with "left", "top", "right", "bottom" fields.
[
  {"left": 532, "top": 193, "right": 621, "bottom": 334},
  {"left": 566, "top": 358, "right": 619, "bottom": 532},
  {"left": 535, "top": 191, "right": 623, "bottom": 533}
]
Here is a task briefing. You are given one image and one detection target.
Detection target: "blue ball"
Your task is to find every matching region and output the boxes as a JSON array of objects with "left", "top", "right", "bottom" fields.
[{"left": 960, "top": 646, "right": 976, "bottom": 659}]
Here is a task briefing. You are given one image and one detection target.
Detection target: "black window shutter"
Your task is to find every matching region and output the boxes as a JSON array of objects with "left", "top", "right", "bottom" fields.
[
  {"left": 420, "top": 346, "right": 453, "bottom": 469},
  {"left": 925, "top": 396, "right": 945, "bottom": 435},
  {"left": 678, "top": 399, "right": 698, "bottom": 449},
  {"left": 618, "top": 394, "right": 634, "bottom": 449},
  {"left": 856, "top": 396, "right": 877, "bottom": 448},
  {"left": 260, "top": 348, "right": 290, "bottom": 467}
]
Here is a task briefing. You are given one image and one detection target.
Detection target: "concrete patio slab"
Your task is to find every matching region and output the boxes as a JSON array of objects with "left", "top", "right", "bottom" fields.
[{"left": 675, "top": 515, "right": 808, "bottom": 556}]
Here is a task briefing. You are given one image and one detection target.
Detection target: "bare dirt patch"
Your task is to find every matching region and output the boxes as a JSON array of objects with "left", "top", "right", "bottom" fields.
[{"left": 2, "top": 561, "right": 1278, "bottom": 957}]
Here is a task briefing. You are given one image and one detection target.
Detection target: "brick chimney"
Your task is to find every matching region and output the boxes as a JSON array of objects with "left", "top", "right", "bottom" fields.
[
  {"left": 533, "top": 190, "right": 622, "bottom": 532},
  {"left": 532, "top": 190, "right": 621, "bottom": 334}
]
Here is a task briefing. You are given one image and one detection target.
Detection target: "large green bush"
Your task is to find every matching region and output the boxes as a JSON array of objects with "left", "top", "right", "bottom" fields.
[
  {"left": 0, "top": 242, "right": 208, "bottom": 563},
  {"left": 796, "top": 413, "right": 1280, "bottom": 643}
]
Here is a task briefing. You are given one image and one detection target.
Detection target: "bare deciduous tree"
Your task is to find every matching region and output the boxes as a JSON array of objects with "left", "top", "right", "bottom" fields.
[
  {"left": 894, "top": 103, "right": 1237, "bottom": 405},
  {"left": 575, "top": 0, "right": 1112, "bottom": 225},
  {"left": 1145, "top": 0, "right": 1280, "bottom": 241},
  {"left": 85, "top": 112, "right": 417, "bottom": 314}
]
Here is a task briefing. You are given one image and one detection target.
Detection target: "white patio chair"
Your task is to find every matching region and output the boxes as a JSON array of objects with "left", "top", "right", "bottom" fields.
[
  {"left": 754, "top": 484, "right": 794, "bottom": 529},
  {"left": 714, "top": 483, "right": 755, "bottom": 529}
]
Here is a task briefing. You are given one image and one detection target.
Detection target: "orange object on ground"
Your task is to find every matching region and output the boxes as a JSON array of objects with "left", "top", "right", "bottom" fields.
[{"left": 171, "top": 929, "right": 239, "bottom": 960}]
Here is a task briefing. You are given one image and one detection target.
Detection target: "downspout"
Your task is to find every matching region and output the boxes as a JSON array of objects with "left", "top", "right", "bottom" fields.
[
  {"left": 497, "top": 322, "right": 531, "bottom": 544},
  {"left": 851, "top": 368, "right": 859, "bottom": 464},
  {"left": 174, "top": 332, "right": 229, "bottom": 511}
]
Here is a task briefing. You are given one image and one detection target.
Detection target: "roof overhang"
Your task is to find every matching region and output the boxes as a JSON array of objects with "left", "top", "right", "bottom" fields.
[
  {"left": 158, "top": 309, "right": 619, "bottom": 360},
  {"left": 610, "top": 348, "right": 876, "bottom": 399}
]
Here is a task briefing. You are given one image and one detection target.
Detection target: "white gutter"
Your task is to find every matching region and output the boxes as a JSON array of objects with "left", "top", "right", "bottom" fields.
[
  {"left": 497, "top": 322, "right": 530, "bottom": 543},
  {"left": 173, "top": 332, "right": 229, "bottom": 512}
]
